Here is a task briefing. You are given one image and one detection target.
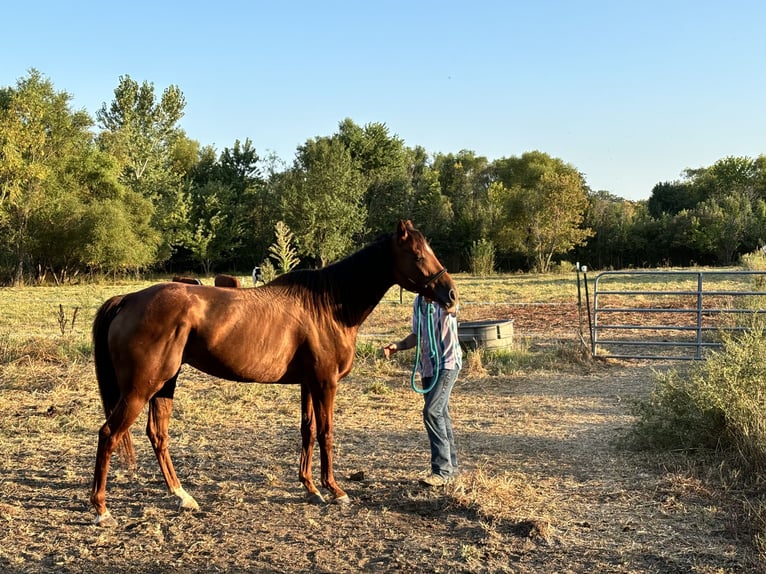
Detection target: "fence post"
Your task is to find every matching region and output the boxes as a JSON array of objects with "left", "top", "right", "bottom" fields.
[{"left": 696, "top": 273, "right": 703, "bottom": 360}]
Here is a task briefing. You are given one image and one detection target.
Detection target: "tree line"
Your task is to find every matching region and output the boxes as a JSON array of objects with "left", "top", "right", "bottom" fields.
[{"left": 1, "top": 70, "right": 765, "bottom": 286}]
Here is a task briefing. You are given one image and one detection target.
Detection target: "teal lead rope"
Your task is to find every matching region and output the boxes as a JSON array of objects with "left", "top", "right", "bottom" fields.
[{"left": 410, "top": 298, "right": 441, "bottom": 394}]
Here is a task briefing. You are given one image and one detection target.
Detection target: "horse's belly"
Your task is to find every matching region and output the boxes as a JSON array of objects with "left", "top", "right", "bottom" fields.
[{"left": 184, "top": 353, "right": 289, "bottom": 383}]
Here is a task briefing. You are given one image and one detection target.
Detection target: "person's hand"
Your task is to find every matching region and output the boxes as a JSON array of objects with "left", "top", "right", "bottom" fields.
[{"left": 381, "top": 343, "right": 397, "bottom": 359}]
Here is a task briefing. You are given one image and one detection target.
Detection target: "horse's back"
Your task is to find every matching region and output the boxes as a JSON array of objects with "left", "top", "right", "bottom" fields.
[{"left": 108, "top": 282, "right": 311, "bottom": 383}]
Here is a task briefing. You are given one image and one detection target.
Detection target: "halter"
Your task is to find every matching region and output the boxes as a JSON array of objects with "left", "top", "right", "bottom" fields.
[
  {"left": 406, "top": 267, "right": 447, "bottom": 291},
  {"left": 423, "top": 267, "right": 447, "bottom": 287}
]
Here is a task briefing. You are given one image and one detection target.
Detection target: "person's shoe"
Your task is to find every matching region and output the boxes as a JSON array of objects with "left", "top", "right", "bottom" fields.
[{"left": 419, "top": 474, "right": 450, "bottom": 487}]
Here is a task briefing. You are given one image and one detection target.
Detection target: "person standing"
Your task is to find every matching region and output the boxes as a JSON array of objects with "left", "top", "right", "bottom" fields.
[{"left": 382, "top": 294, "right": 462, "bottom": 486}]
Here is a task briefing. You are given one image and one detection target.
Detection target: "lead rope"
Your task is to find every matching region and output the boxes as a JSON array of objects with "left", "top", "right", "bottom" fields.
[{"left": 410, "top": 298, "right": 441, "bottom": 394}]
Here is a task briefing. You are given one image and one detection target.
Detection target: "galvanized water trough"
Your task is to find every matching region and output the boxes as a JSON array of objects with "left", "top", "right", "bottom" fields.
[{"left": 458, "top": 319, "right": 514, "bottom": 351}]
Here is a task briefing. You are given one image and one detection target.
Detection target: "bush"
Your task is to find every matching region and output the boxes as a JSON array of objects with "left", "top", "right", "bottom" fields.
[
  {"left": 259, "top": 259, "right": 277, "bottom": 283},
  {"left": 740, "top": 249, "right": 766, "bottom": 272},
  {"left": 740, "top": 249, "right": 766, "bottom": 289},
  {"left": 629, "top": 320, "right": 766, "bottom": 477},
  {"left": 469, "top": 239, "right": 495, "bottom": 277}
]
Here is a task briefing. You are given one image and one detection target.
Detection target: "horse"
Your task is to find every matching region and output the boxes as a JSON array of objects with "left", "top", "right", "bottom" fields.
[
  {"left": 214, "top": 273, "right": 242, "bottom": 288},
  {"left": 171, "top": 276, "right": 202, "bottom": 285},
  {"left": 90, "top": 220, "right": 458, "bottom": 526}
]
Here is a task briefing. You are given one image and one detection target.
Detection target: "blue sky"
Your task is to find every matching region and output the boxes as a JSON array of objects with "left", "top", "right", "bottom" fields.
[{"left": 2, "top": 1, "right": 764, "bottom": 200}]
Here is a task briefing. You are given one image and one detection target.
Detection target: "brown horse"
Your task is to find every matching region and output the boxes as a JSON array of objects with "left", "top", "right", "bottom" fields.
[
  {"left": 171, "top": 276, "right": 202, "bottom": 285},
  {"left": 214, "top": 273, "right": 242, "bottom": 288},
  {"left": 90, "top": 220, "right": 457, "bottom": 526}
]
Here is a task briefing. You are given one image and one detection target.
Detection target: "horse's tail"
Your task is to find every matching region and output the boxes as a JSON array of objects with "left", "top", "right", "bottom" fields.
[{"left": 92, "top": 295, "right": 136, "bottom": 470}]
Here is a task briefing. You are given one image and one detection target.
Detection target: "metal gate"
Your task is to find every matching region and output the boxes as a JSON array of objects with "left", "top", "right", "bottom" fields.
[{"left": 580, "top": 269, "right": 766, "bottom": 360}]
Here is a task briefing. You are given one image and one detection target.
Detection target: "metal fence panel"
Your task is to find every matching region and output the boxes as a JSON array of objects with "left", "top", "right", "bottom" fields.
[{"left": 587, "top": 270, "right": 766, "bottom": 360}]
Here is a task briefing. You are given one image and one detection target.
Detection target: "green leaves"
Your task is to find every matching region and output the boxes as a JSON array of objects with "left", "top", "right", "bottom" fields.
[
  {"left": 492, "top": 152, "right": 593, "bottom": 272},
  {"left": 267, "top": 221, "right": 300, "bottom": 274}
]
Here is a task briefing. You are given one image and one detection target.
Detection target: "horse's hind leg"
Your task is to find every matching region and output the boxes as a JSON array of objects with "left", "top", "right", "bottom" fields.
[
  {"left": 91, "top": 395, "right": 145, "bottom": 527},
  {"left": 299, "top": 385, "right": 324, "bottom": 503},
  {"left": 146, "top": 377, "right": 199, "bottom": 511}
]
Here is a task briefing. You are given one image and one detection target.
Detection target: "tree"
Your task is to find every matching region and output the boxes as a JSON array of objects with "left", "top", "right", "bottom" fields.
[
  {"left": 493, "top": 152, "right": 592, "bottom": 272},
  {"left": 689, "top": 156, "right": 761, "bottom": 203},
  {"left": 96, "top": 75, "right": 186, "bottom": 185},
  {"left": 31, "top": 146, "right": 159, "bottom": 279},
  {"left": 96, "top": 75, "right": 188, "bottom": 261},
  {"left": 647, "top": 180, "right": 699, "bottom": 218},
  {"left": 688, "top": 194, "right": 757, "bottom": 265},
  {"left": 433, "top": 151, "right": 492, "bottom": 263},
  {"left": 579, "top": 191, "right": 642, "bottom": 270},
  {"left": 0, "top": 71, "right": 163, "bottom": 283},
  {"left": 279, "top": 137, "right": 366, "bottom": 266},
  {"left": 337, "top": 119, "right": 413, "bottom": 237},
  {"left": 185, "top": 180, "right": 238, "bottom": 274},
  {"left": 0, "top": 70, "right": 93, "bottom": 282}
]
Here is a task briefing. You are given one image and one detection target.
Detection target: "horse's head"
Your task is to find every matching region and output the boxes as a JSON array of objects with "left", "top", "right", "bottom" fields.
[{"left": 391, "top": 220, "right": 458, "bottom": 313}]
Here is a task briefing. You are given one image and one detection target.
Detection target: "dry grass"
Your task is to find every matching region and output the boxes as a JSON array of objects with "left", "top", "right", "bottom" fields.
[{"left": 0, "top": 273, "right": 762, "bottom": 572}]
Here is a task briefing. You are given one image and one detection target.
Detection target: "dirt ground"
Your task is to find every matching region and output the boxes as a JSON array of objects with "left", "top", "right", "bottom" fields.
[{"left": 0, "top": 302, "right": 761, "bottom": 573}]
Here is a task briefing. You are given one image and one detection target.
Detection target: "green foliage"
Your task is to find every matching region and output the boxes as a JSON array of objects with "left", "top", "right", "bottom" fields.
[
  {"left": 185, "top": 180, "right": 238, "bottom": 274},
  {"left": 643, "top": 155, "right": 766, "bottom": 267},
  {"left": 492, "top": 152, "right": 593, "bottom": 272},
  {"left": 267, "top": 221, "right": 300, "bottom": 274},
  {"left": 629, "top": 323, "right": 766, "bottom": 477},
  {"left": 258, "top": 259, "right": 277, "bottom": 283},
  {"left": 578, "top": 191, "right": 644, "bottom": 270},
  {"left": 469, "top": 238, "right": 495, "bottom": 276},
  {"left": 96, "top": 75, "right": 188, "bottom": 261},
  {"left": 279, "top": 136, "right": 366, "bottom": 266},
  {"left": 548, "top": 260, "right": 574, "bottom": 275},
  {"left": 459, "top": 338, "right": 588, "bottom": 377},
  {"left": 0, "top": 70, "right": 160, "bottom": 282},
  {"left": 338, "top": 119, "right": 413, "bottom": 236},
  {"left": 5, "top": 71, "right": 766, "bottom": 281}
]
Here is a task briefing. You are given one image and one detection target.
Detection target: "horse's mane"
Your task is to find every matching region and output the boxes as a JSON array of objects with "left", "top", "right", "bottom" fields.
[{"left": 268, "top": 233, "right": 395, "bottom": 326}]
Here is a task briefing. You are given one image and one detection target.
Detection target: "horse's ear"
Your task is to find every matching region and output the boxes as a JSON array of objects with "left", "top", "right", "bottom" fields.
[{"left": 397, "top": 220, "right": 409, "bottom": 241}]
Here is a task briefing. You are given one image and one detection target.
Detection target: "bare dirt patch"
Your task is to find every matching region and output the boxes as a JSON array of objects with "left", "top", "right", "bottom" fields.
[{"left": 0, "top": 301, "right": 760, "bottom": 573}]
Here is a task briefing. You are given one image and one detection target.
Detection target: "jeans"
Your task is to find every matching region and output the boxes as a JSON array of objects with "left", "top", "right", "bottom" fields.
[{"left": 421, "top": 368, "right": 459, "bottom": 478}]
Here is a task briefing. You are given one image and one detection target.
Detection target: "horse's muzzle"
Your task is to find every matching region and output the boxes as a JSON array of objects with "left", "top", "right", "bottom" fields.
[{"left": 435, "top": 285, "right": 459, "bottom": 314}]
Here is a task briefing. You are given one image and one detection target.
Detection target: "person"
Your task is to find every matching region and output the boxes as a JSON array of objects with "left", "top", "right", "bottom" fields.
[{"left": 382, "top": 294, "right": 462, "bottom": 486}]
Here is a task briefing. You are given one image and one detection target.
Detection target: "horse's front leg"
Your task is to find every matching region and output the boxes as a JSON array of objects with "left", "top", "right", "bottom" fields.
[
  {"left": 299, "top": 385, "right": 324, "bottom": 503},
  {"left": 316, "top": 383, "right": 350, "bottom": 504},
  {"left": 147, "top": 387, "right": 199, "bottom": 512}
]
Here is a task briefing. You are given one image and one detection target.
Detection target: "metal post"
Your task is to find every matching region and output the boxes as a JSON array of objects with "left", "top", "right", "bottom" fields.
[
  {"left": 582, "top": 266, "right": 594, "bottom": 355},
  {"left": 696, "top": 273, "right": 703, "bottom": 359}
]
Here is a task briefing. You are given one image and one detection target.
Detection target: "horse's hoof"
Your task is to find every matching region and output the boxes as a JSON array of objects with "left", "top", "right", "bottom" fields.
[
  {"left": 179, "top": 497, "right": 200, "bottom": 511},
  {"left": 332, "top": 494, "right": 351, "bottom": 505},
  {"left": 307, "top": 492, "right": 325, "bottom": 504},
  {"left": 173, "top": 487, "right": 200, "bottom": 511},
  {"left": 94, "top": 511, "right": 117, "bottom": 528}
]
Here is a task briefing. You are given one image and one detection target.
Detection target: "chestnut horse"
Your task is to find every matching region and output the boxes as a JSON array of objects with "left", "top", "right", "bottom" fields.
[
  {"left": 171, "top": 276, "right": 202, "bottom": 285},
  {"left": 214, "top": 273, "right": 242, "bottom": 288},
  {"left": 90, "top": 220, "right": 457, "bottom": 526}
]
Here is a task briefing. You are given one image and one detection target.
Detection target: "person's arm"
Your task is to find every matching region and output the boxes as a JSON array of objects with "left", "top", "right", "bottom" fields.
[{"left": 382, "top": 332, "right": 417, "bottom": 358}]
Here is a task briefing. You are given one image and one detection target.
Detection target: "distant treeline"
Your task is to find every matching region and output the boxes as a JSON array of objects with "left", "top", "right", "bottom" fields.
[{"left": 2, "top": 70, "right": 765, "bottom": 285}]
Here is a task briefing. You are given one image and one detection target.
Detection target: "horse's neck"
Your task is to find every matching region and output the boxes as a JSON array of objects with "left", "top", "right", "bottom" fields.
[{"left": 326, "top": 242, "right": 395, "bottom": 328}]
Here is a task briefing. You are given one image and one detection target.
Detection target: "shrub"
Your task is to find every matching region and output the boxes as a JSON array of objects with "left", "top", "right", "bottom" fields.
[
  {"left": 259, "top": 259, "right": 277, "bottom": 283},
  {"left": 740, "top": 249, "right": 766, "bottom": 289},
  {"left": 740, "top": 249, "right": 766, "bottom": 272},
  {"left": 469, "top": 239, "right": 495, "bottom": 277},
  {"left": 629, "top": 320, "right": 766, "bottom": 477}
]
